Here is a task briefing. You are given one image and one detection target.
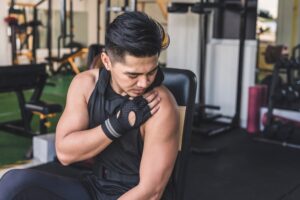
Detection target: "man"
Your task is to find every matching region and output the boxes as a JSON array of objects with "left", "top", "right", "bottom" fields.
[{"left": 0, "top": 12, "right": 179, "bottom": 200}]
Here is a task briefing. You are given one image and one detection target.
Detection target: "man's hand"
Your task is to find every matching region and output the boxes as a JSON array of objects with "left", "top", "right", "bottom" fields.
[{"left": 102, "top": 90, "right": 160, "bottom": 140}]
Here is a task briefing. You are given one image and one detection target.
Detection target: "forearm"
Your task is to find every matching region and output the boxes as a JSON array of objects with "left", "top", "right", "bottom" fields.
[{"left": 56, "top": 125, "right": 112, "bottom": 165}]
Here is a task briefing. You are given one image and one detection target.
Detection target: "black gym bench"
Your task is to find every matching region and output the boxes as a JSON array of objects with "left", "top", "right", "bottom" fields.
[{"left": 0, "top": 63, "right": 62, "bottom": 137}]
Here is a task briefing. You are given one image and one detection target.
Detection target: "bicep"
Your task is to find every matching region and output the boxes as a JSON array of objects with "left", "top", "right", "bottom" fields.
[
  {"left": 56, "top": 76, "right": 91, "bottom": 138},
  {"left": 139, "top": 92, "right": 179, "bottom": 190}
]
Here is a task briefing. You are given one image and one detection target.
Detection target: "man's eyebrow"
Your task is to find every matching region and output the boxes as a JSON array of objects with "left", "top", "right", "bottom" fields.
[{"left": 125, "top": 66, "right": 159, "bottom": 75}]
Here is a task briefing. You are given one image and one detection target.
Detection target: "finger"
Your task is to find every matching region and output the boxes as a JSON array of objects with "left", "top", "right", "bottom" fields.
[
  {"left": 143, "top": 90, "right": 157, "bottom": 99},
  {"left": 144, "top": 91, "right": 158, "bottom": 104},
  {"left": 150, "top": 104, "right": 160, "bottom": 115},
  {"left": 147, "top": 95, "right": 161, "bottom": 110}
]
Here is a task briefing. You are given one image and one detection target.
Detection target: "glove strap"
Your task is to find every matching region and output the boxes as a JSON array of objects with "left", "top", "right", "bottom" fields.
[{"left": 101, "top": 118, "right": 122, "bottom": 140}]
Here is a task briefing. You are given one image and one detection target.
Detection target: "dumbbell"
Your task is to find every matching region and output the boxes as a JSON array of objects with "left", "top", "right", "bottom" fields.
[
  {"left": 272, "top": 85, "right": 288, "bottom": 103},
  {"left": 263, "top": 114, "right": 295, "bottom": 140},
  {"left": 286, "top": 85, "right": 300, "bottom": 103},
  {"left": 274, "top": 122, "right": 294, "bottom": 140},
  {"left": 293, "top": 79, "right": 300, "bottom": 92}
]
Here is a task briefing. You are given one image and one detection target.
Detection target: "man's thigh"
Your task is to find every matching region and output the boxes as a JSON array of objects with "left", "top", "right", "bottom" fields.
[{"left": 0, "top": 168, "right": 91, "bottom": 200}]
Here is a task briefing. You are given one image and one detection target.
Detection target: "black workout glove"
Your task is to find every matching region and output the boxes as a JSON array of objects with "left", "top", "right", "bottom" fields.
[{"left": 101, "top": 96, "right": 151, "bottom": 140}]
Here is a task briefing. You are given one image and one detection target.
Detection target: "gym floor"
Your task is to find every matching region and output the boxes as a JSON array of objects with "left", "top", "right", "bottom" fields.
[{"left": 186, "top": 129, "right": 300, "bottom": 200}]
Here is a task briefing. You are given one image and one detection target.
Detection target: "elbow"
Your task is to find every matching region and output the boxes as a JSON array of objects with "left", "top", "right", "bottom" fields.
[
  {"left": 149, "top": 189, "right": 163, "bottom": 200},
  {"left": 148, "top": 187, "right": 164, "bottom": 200},
  {"left": 138, "top": 182, "right": 165, "bottom": 200},
  {"left": 55, "top": 135, "right": 74, "bottom": 166},
  {"left": 55, "top": 146, "right": 72, "bottom": 166},
  {"left": 56, "top": 151, "right": 71, "bottom": 166}
]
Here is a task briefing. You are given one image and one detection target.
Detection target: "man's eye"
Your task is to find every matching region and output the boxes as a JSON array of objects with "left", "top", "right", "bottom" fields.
[
  {"left": 128, "top": 74, "right": 138, "bottom": 79},
  {"left": 148, "top": 70, "right": 156, "bottom": 76}
]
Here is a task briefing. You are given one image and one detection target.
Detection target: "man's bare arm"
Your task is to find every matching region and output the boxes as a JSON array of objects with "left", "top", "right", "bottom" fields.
[
  {"left": 119, "top": 86, "right": 179, "bottom": 200},
  {"left": 55, "top": 71, "right": 112, "bottom": 165}
]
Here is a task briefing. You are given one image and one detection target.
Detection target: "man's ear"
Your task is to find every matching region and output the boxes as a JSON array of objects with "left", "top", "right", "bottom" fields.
[{"left": 101, "top": 52, "right": 112, "bottom": 70}]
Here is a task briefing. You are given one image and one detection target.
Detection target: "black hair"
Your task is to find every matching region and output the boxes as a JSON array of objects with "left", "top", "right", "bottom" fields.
[{"left": 105, "top": 12, "right": 169, "bottom": 62}]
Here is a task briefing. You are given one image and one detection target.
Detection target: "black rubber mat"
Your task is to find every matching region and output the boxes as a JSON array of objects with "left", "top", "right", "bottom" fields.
[{"left": 186, "top": 129, "right": 300, "bottom": 200}]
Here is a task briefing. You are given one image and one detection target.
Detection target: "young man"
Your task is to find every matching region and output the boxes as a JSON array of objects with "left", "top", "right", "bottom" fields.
[{"left": 0, "top": 12, "right": 179, "bottom": 200}]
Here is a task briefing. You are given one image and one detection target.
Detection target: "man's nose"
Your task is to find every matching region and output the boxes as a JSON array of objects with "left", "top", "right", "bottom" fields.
[{"left": 137, "top": 75, "right": 149, "bottom": 88}]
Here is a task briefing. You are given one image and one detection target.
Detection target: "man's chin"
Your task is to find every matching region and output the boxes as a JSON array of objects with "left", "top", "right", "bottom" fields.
[{"left": 128, "top": 91, "right": 145, "bottom": 97}]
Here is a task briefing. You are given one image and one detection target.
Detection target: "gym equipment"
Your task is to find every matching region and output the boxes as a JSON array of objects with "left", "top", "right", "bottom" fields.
[
  {"left": 168, "top": 0, "right": 257, "bottom": 136},
  {"left": 269, "top": 59, "right": 300, "bottom": 109},
  {"left": 256, "top": 53, "right": 300, "bottom": 149},
  {"left": 253, "top": 137, "right": 300, "bottom": 150},
  {"left": 261, "top": 74, "right": 282, "bottom": 99},
  {"left": 247, "top": 85, "right": 267, "bottom": 134},
  {"left": 25, "top": 102, "right": 62, "bottom": 134},
  {"left": 97, "top": 0, "right": 101, "bottom": 44},
  {"left": 262, "top": 113, "right": 300, "bottom": 140},
  {"left": 0, "top": 64, "right": 62, "bottom": 136},
  {"left": 95, "top": 0, "right": 137, "bottom": 57},
  {"left": 46, "top": 0, "right": 87, "bottom": 75},
  {"left": 5, "top": 0, "right": 52, "bottom": 64},
  {"left": 46, "top": 47, "right": 88, "bottom": 75},
  {"left": 105, "top": 0, "right": 137, "bottom": 32}
]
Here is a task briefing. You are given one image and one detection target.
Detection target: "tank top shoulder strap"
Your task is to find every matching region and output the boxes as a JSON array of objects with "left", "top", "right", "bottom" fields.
[
  {"left": 97, "top": 67, "right": 110, "bottom": 95},
  {"left": 88, "top": 68, "right": 111, "bottom": 128}
]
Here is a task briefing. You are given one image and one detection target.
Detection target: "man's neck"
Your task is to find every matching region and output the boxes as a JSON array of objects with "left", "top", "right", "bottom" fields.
[{"left": 109, "top": 80, "right": 128, "bottom": 97}]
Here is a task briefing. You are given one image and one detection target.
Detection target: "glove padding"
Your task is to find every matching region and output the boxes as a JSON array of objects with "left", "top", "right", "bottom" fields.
[{"left": 102, "top": 96, "right": 151, "bottom": 140}]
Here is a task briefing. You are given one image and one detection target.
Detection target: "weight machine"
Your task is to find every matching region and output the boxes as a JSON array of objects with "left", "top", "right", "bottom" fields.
[
  {"left": 263, "top": 55, "right": 300, "bottom": 141},
  {"left": 168, "top": 0, "right": 257, "bottom": 137},
  {"left": 5, "top": 0, "right": 52, "bottom": 65},
  {"left": 95, "top": 0, "right": 137, "bottom": 44},
  {"left": 46, "top": 0, "right": 87, "bottom": 75}
]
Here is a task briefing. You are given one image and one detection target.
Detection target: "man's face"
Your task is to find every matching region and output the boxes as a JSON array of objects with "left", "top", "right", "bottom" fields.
[{"left": 102, "top": 53, "right": 159, "bottom": 97}]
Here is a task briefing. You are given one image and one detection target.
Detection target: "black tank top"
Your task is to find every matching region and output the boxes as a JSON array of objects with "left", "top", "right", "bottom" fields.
[
  {"left": 89, "top": 68, "right": 144, "bottom": 177},
  {"left": 81, "top": 67, "right": 174, "bottom": 200}
]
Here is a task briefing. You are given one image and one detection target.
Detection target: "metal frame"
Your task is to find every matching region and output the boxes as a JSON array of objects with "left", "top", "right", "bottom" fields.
[
  {"left": 168, "top": 0, "right": 253, "bottom": 135},
  {"left": 105, "top": 0, "right": 137, "bottom": 33}
]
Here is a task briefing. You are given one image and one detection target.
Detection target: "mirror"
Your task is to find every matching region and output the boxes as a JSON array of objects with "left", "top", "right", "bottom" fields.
[
  {"left": 256, "top": 0, "right": 279, "bottom": 83},
  {"left": 256, "top": 0, "right": 300, "bottom": 83}
]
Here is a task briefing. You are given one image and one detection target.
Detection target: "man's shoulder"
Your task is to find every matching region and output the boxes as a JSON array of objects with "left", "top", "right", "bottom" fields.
[
  {"left": 68, "top": 69, "right": 100, "bottom": 101},
  {"left": 155, "top": 85, "right": 177, "bottom": 108},
  {"left": 73, "top": 69, "right": 99, "bottom": 83},
  {"left": 70, "top": 69, "right": 100, "bottom": 91},
  {"left": 148, "top": 86, "right": 178, "bottom": 122},
  {"left": 143, "top": 85, "right": 179, "bottom": 139}
]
